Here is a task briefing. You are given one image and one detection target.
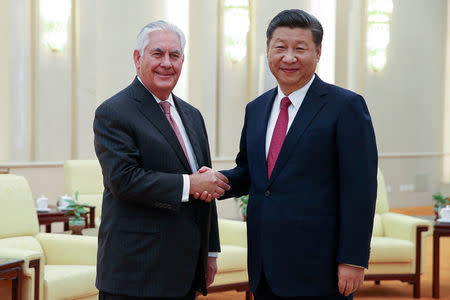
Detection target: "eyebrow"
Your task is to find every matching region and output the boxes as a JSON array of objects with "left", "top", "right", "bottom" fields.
[{"left": 150, "top": 48, "right": 181, "bottom": 55}]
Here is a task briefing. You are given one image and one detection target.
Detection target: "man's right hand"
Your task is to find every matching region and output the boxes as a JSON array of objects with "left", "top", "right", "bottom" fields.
[{"left": 189, "top": 167, "right": 230, "bottom": 202}]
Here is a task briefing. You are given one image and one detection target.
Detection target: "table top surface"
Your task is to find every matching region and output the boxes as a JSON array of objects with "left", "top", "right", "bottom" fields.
[{"left": 0, "top": 258, "right": 24, "bottom": 268}]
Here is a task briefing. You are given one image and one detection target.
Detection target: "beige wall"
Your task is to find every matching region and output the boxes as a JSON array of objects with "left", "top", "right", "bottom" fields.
[
  {"left": 364, "top": 0, "right": 448, "bottom": 207},
  {"left": 2, "top": 0, "right": 450, "bottom": 209},
  {"left": 0, "top": 0, "right": 9, "bottom": 162}
]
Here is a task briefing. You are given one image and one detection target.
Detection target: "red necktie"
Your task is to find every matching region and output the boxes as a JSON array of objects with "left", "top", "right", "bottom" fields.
[
  {"left": 160, "top": 101, "right": 190, "bottom": 165},
  {"left": 267, "top": 97, "right": 291, "bottom": 179}
]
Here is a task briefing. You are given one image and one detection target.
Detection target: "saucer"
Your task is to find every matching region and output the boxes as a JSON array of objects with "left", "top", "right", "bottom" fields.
[
  {"left": 436, "top": 218, "right": 450, "bottom": 223},
  {"left": 57, "top": 206, "right": 72, "bottom": 211},
  {"left": 36, "top": 208, "right": 51, "bottom": 212}
]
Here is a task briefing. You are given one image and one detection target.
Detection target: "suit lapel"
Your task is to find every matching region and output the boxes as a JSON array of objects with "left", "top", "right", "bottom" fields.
[
  {"left": 267, "top": 76, "right": 328, "bottom": 186},
  {"left": 174, "top": 95, "right": 205, "bottom": 169},
  {"left": 131, "top": 78, "right": 191, "bottom": 173},
  {"left": 256, "top": 88, "right": 278, "bottom": 183}
]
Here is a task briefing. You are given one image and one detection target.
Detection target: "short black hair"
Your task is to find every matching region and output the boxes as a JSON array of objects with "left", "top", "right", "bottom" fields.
[{"left": 266, "top": 9, "right": 323, "bottom": 47}]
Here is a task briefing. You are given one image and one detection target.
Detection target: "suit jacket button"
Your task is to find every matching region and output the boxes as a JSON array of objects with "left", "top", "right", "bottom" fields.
[{"left": 265, "top": 190, "right": 270, "bottom": 196}]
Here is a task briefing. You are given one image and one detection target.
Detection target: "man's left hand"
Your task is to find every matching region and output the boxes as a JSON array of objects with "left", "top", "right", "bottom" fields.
[
  {"left": 206, "top": 257, "right": 218, "bottom": 288},
  {"left": 338, "top": 263, "right": 364, "bottom": 296}
]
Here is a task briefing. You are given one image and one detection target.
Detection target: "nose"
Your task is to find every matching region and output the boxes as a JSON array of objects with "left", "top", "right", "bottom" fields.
[
  {"left": 160, "top": 53, "right": 171, "bottom": 67},
  {"left": 282, "top": 50, "right": 297, "bottom": 64}
]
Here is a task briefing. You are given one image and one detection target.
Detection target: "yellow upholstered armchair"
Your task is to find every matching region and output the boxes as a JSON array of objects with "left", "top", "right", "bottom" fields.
[
  {"left": 365, "top": 169, "right": 432, "bottom": 298},
  {"left": 0, "top": 174, "right": 98, "bottom": 300},
  {"left": 209, "top": 218, "right": 250, "bottom": 299},
  {"left": 64, "top": 160, "right": 103, "bottom": 230}
]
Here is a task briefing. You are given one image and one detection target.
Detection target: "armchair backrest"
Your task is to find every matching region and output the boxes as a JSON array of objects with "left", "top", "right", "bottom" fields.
[
  {"left": 64, "top": 160, "right": 103, "bottom": 219},
  {"left": 375, "top": 169, "right": 390, "bottom": 214},
  {"left": 0, "top": 175, "right": 40, "bottom": 238},
  {"left": 372, "top": 169, "right": 390, "bottom": 237}
]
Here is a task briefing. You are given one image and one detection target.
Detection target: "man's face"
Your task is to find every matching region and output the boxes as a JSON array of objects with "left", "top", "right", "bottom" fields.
[
  {"left": 134, "top": 30, "right": 184, "bottom": 99},
  {"left": 267, "top": 26, "right": 321, "bottom": 95}
]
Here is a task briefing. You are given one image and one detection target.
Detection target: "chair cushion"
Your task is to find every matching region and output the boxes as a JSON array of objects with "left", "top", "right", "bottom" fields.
[
  {"left": 217, "top": 245, "right": 247, "bottom": 273},
  {"left": 0, "top": 236, "right": 44, "bottom": 254},
  {"left": 369, "top": 237, "right": 414, "bottom": 263},
  {"left": 0, "top": 175, "right": 39, "bottom": 238},
  {"left": 366, "top": 262, "right": 414, "bottom": 275},
  {"left": 44, "top": 265, "right": 97, "bottom": 300},
  {"left": 211, "top": 270, "right": 248, "bottom": 287},
  {"left": 372, "top": 214, "right": 383, "bottom": 237}
]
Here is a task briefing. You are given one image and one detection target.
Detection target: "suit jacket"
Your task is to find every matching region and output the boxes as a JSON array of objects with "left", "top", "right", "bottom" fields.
[
  {"left": 221, "top": 75, "right": 378, "bottom": 297},
  {"left": 93, "top": 77, "right": 220, "bottom": 297}
]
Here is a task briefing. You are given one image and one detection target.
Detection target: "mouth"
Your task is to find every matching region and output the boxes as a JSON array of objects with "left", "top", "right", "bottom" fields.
[
  {"left": 280, "top": 68, "right": 299, "bottom": 74},
  {"left": 155, "top": 71, "right": 175, "bottom": 78}
]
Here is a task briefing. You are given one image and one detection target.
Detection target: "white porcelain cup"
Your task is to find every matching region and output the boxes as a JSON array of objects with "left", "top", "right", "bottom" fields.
[
  {"left": 440, "top": 205, "right": 450, "bottom": 220},
  {"left": 36, "top": 195, "right": 48, "bottom": 209},
  {"left": 59, "top": 194, "right": 72, "bottom": 209}
]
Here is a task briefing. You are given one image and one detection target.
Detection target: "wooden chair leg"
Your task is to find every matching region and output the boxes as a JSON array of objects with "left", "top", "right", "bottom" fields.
[
  {"left": 413, "top": 279, "right": 420, "bottom": 298},
  {"left": 246, "top": 291, "right": 253, "bottom": 300}
]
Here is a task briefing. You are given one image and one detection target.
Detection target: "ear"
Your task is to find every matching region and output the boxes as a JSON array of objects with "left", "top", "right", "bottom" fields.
[
  {"left": 315, "top": 44, "right": 322, "bottom": 62},
  {"left": 133, "top": 49, "right": 141, "bottom": 69}
]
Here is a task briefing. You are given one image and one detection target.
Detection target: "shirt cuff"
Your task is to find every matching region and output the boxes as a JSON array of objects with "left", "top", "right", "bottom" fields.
[
  {"left": 208, "top": 252, "right": 219, "bottom": 258},
  {"left": 182, "top": 174, "right": 190, "bottom": 202},
  {"left": 342, "top": 263, "right": 364, "bottom": 269}
]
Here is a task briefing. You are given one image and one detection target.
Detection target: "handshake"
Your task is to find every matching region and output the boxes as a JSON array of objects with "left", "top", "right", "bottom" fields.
[{"left": 189, "top": 167, "right": 230, "bottom": 202}]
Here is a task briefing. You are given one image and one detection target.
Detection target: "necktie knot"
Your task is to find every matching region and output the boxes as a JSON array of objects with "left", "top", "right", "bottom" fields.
[
  {"left": 281, "top": 97, "right": 291, "bottom": 110},
  {"left": 159, "top": 101, "right": 171, "bottom": 115}
]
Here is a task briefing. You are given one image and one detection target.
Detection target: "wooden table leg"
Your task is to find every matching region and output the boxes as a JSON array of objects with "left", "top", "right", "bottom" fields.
[
  {"left": 433, "top": 232, "right": 440, "bottom": 298},
  {"left": 45, "top": 224, "right": 51, "bottom": 233},
  {"left": 11, "top": 266, "right": 22, "bottom": 300}
]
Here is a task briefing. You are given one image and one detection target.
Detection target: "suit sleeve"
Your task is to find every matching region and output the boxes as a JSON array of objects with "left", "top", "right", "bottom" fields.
[
  {"left": 94, "top": 102, "right": 184, "bottom": 212},
  {"left": 220, "top": 105, "right": 251, "bottom": 199},
  {"left": 336, "top": 95, "right": 378, "bottom": 268},
  {"left": 198, "top": 112, "right": 221, "bottom": 252}
]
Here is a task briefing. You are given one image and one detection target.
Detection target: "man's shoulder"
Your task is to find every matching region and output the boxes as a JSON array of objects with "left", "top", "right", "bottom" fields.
[
  {"left": 325, "top": 82, "right": 361, "bottom": 100},
  {"left": 247, "top": 87, "right": 277, "bottom": 110},
  {"left": 173, "top": 94, "right": 202, "bottom": 116},
  {"left": 96, "top": 82, "right": 136, "bottom": 114}
]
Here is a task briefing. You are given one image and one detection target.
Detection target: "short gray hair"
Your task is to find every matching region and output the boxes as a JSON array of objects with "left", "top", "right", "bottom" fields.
[{"left": 136, "top": 20, "right": 186, "bottom": 56}]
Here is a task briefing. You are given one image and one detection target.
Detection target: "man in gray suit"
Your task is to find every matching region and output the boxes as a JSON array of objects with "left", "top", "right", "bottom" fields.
[{"left": 94, "top": 20, "right": 229, "bottom": 300}]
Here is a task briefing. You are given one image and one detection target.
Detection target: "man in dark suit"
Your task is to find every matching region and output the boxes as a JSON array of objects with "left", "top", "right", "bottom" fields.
[
  {"left": 94, "top": 20, "right": 230, "bottom": 300},
  {"left": 197, "top": 9, "right": 377, "bottom": 300}
]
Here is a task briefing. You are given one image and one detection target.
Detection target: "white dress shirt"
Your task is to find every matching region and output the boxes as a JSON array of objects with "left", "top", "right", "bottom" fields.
[{"left": 265, "top": 75, "right": 315, "bottom": 157}]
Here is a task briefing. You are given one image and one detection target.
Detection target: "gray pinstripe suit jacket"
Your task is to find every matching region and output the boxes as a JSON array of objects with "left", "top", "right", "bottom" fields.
[{"left": 94, "top": 77, "right": 220, "bottom": 297}]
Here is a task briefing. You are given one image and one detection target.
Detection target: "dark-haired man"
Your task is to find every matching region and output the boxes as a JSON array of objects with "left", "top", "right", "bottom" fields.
[{"left": 200, "top": 9, "right": 378, "bottom": 300}]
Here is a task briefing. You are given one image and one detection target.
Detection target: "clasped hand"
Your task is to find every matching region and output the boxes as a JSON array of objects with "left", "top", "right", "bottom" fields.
[{"left": 189, "top": 167, "right": 230, "bottom": 202}]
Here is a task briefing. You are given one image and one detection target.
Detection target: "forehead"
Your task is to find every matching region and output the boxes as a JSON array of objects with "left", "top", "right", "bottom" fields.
[
  {"left": 269, "top": 26, "right": 314, "bottom": 44},
  {"left": 146, "top": 30, "right": 182, "bottom": 51}
]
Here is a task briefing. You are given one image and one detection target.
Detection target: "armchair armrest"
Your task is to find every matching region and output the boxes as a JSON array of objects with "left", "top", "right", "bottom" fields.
[
  {"left": 35, "top": 233, "right": 97, "bottom": 265},
  {"left": 0, "top": 248, "right": 42, "bottom": 277},
  {"left": 381, "top": 212, "right": 432, "bottom": 242},
  {"left": 218, "top": 219, "right": 247, "bottom": 248}
]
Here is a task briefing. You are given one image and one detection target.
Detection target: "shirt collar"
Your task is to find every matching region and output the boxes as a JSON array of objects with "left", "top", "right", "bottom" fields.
[
  {"left": 137, "top": 76, "right": 175, "bottom": 107},
  {"left": 276, "top": 74, "right": 315, "bottom": 108}
]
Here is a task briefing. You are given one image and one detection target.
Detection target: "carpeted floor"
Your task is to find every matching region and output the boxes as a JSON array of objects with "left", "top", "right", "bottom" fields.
[{"left": 200, "top": 206, "right": 450, "bottom": 300}]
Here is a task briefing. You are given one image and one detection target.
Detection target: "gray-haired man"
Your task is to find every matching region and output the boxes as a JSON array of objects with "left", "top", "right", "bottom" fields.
[{"left": 94, "top": 20, "right": 229, "bottom": 300}]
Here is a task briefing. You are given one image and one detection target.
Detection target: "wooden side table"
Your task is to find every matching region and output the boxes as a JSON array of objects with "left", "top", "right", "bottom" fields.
[
  {"left": 432, "top": 222, "right": 450, "bottom": 298},
  {"left": 37, "top": 206, "right": 96, "bottom": 234},
  {"left": 0, "top": 258, "right": 24, "bottom": 300}
]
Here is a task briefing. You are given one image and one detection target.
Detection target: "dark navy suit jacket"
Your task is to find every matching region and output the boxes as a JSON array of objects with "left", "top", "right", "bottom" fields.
[
  {"left": 221, "top": 75, "right": 378, "bottom": 297},
  {"left": 94, "top": 78, "right": 220, "bottom": 297}
]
